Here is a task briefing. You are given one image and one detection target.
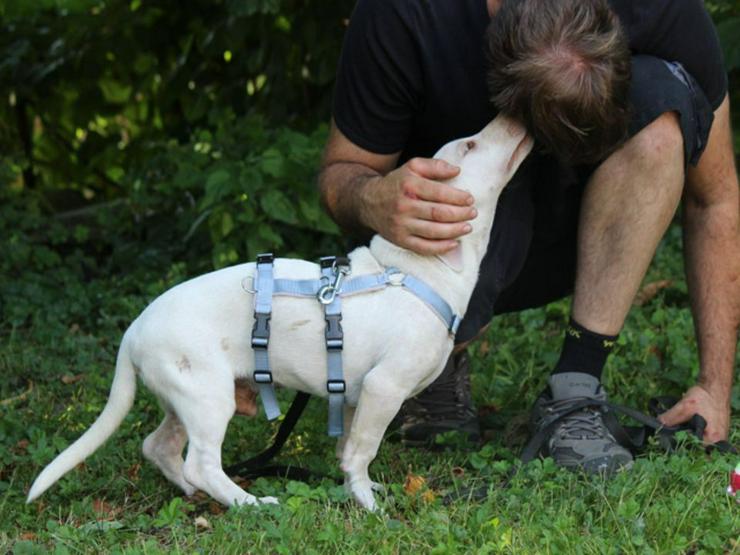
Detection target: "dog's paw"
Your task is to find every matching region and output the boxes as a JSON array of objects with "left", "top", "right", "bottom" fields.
[
  {"left": 181, "top": 483, "right": 197, "bottom": 497},
  {"left": 259, "top": 496, "right": 279, "bottom": 505},
  {"left": 350, "top": 484, "right": 378, "bottom": 512},
  {"left": 370, "top": 481, "right": 385, "bottom": 494}
]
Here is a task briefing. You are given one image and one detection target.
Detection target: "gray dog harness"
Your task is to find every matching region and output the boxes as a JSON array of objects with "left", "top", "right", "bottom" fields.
[{"left": 250, "top": 253, "right": 461, "bottom": 437}]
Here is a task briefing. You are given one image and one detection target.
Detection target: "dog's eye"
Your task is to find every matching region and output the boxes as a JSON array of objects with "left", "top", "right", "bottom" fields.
[{"left": 465, "top": 140, "right": 476, "bottom": 152}]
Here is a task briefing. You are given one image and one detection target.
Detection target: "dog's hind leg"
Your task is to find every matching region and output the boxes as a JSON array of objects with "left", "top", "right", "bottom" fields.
[
  {"left": 172, "top": 378, "right": 278, "bottom": 507},
  {"left": 340, "top": 368, "right": 411, "bottom": 511},
  {"left": 142, "top": 409, "right": 194, "bottom": 496}
]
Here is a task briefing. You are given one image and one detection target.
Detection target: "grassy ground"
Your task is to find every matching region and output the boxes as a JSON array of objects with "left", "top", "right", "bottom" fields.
[{"left": 1, "top": 223, "right": 739, "bottom": 554}]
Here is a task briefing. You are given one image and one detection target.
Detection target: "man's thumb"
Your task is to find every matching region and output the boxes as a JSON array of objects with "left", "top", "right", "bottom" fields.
[{"left": 658, "top": 401, "right": 691, "bottom": 427}]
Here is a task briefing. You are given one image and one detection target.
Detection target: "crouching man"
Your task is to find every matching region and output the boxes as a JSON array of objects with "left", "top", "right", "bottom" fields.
[{"left": 316, "top": 0, "right": 739, "bottom": 472}]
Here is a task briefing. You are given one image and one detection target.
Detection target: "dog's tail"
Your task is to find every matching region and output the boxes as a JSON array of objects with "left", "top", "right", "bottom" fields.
[{"left": 27, "top": 331, "right": 138, "bottom": 503}]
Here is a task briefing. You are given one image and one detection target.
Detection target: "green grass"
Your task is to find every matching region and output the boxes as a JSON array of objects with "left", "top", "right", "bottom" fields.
[{"left": 1, "top": 223, "right": 739, "bottom": 554}]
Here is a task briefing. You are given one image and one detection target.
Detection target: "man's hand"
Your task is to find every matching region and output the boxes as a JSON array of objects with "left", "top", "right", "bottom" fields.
[
  {"left": 658, "top": 384, "right": 730, "bottom": 444},
  {"left": 359, "top": 157, "right": 477, "bottom": 255}
]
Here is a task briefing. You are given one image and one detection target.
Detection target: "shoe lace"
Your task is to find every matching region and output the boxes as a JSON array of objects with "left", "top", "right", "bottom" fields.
[{"left": 543, "top": 397, "right": 609, "bottom": 440}]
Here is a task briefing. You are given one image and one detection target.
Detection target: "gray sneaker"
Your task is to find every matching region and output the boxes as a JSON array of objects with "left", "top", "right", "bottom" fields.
[
  {"left": 398, "top": 351, "right": 480, "bottom": 446},
  {"left": 530, "top": 372, "right": 633, "bottom": 475}
]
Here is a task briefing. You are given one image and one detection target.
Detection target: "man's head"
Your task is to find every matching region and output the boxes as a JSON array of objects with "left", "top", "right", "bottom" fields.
[{"left": 486, "top": 0, "right": 631, "bottom": 165}]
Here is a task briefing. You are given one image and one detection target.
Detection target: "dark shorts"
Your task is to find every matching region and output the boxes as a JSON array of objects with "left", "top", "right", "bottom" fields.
[{"left": 455, "top": 54, "right": 716, "bottom": 344}]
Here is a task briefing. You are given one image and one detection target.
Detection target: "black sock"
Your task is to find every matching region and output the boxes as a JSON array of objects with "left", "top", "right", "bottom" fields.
[{"left": 551, "top": 319, "right": 618, "bottom": 381}]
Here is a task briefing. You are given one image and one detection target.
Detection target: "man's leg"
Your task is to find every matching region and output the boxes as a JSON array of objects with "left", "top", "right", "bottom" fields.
[
  {"left": 572, "top": 112, "right": 684, "bottom": 335},
  {"left": 528, "top": 110, "right": 686, "bottom": 474}
]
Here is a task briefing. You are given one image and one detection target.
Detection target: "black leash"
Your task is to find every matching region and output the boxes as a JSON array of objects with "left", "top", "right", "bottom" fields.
[
  {"left": 227, "top": 392, "right": 735, "bottom": 496},
  {"left": 224, "top": 392, "right": 339, "bottom": 483}
]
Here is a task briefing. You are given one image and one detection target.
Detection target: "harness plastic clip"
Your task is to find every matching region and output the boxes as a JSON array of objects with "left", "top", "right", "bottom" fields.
[
  {"left": 324, "top": 313, "right": 344, "bottom": 350},
  {"left": 251, "top": 312, "right": 271, "bottom": 348}
]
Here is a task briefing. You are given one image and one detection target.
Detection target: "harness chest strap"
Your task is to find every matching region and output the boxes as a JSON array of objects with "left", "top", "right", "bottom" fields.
[
  {"left": 271, "top": 268, "right": 462, "bottom": 335},
  {"left": 320, "top": 256, "right": 347, "bottom": 437}
]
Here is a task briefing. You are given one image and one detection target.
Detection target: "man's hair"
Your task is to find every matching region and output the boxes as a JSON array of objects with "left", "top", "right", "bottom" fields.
[{"left": 486, "top": 0, "right": 631, "bottom": 165}]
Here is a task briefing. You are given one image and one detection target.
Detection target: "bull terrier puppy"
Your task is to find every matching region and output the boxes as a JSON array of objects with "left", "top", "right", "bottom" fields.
[{"left": 27, "top": 114, "right": 533, "bottom": 511}]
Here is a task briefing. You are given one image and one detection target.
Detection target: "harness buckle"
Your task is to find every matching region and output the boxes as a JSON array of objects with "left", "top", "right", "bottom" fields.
[
  {"left": 251, "top": 312, "right": 270, "bottom": 348},
  {"left": 327, "top": 379, "right": 346, "bottom": 394},
  {"left": 256, "top": 253, "right": 274, "bottom": 265},
  {"left": 253, "top": 371, "right": 273, "bottom": 384},
  {"left": 325, "top": 313, "right": 343, "bottom": 350},
  {"left": 317, "top": 259, "right": 351, "bottom": 305}
]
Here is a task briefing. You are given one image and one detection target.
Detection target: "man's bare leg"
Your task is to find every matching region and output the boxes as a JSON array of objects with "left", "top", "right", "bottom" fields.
[
  {"left": 572, "top": 111, "right": 685, "bottom": 335},
  {"left": 532, "top": 112, "right": 686, "bottom": 474}
]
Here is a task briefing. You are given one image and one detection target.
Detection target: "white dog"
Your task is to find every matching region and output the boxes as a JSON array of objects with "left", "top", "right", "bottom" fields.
[{"left": 27, "top": 114, "right": 532, "bottom": 511}]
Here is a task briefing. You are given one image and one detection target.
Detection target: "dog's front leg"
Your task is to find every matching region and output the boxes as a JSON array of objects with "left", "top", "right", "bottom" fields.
[
  {"left": 335, "top": 404, "right": 356, "bottom": 460},
  {"left": 340, "top": 368, "right": 411, "bottom": 511}
]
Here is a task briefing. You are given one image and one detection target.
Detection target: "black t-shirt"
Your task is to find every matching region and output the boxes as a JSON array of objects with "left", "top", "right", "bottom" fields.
[{"left": 332, "top": 0, "right": 728, "bottom": 164}]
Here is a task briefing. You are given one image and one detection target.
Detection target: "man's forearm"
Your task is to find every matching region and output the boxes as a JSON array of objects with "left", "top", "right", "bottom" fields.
[
  {"left": 318, "top": 162, "right": 381, "bottom": 241},
  {"left": 682, "top": 200, "right": 740, "bottom": 402},
  {"left": 681, "top": 97, "right": 740, "bottom": 405}
]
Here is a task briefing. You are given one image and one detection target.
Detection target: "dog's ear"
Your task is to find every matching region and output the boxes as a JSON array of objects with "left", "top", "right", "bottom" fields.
[{"left": 437, "top": 244, "right": 464, "bottom": 272}]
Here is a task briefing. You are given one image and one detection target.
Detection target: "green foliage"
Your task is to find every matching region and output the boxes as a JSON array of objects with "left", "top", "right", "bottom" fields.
[
  {"left": 0, "top": 0, "right": 351, "bottom": 285},
  {"left": 0, "top": 1, "right": 739, "bottom": 553}
]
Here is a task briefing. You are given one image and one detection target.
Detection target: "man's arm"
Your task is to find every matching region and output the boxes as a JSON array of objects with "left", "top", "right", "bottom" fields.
[
  {"left": 659, "top": 95, "right": 740, "bottom": 443},
  {"left": 318, "top": 119, "right": 477, "bottom": 255}
]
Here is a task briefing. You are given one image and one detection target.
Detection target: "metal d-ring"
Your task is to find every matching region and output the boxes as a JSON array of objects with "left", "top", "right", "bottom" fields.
[{"left": 241, "top": 275, "right": 257, "bottom": 294}]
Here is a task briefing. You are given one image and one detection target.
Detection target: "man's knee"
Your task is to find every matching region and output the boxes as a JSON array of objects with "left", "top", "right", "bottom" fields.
[{"left": 624, "top": 111, "right": 684, "bottom": 167}]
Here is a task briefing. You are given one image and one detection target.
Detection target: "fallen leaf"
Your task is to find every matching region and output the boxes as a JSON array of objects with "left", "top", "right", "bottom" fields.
[
  {"left": 451, "top": 467, "right": 465, "bottom": 478},
  {"left": 634, "top": 280, "right": 673, "bottom": 306},
  {"left": 403, "top": 473, "right": 427, "bottom": 496},
  {"left": 126, "top": 463, "right": 141, "bottom": 481},
  {"left": 478, "top": 340, "right": 490, "bottom": 356},
  {"left": 92, "top": 498, "right": 120, "bottom": 520},
  {"left": 422, "top": 490, "right": 436, "bottom": 503},
  {"left": 234, "top": 476, "right": 253, "bottom": 489},
  {"left": 61, "top": 374, "right": 85, "bottom": 385},
  {"left": 478, "top": 404, "right": 500, "bottom": 417},
  {"left": 648, "top": 345, "right": 664, "bottom": 362},
  {"left": 19, "top": 532, "right": 36, "bottom": 541},
  {"left": 208, "top": 502, "right": 224, "bottom": 515},
  {"left": 194, "top": 516, "right": 211, "bottom": 530}
]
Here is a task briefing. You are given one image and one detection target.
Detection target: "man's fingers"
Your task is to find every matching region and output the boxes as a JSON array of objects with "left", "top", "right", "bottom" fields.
[
  {"left": 407, "top": 157, "right": 460, "bottom": 181},
  {"left": 406, "top": 177, "right": 474, "bottom": 206},
  {"left": 415, "top": 200, "right": 477, "bottom": 223},
  {"left": 407, "top": 219, "right": 473, "bottom": 240},
  {"left": 404, "top": 236, "right": 460, "bottom": 256}
]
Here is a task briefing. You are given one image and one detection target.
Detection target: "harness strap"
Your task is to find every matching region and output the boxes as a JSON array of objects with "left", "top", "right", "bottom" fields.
[
  {"left": 272, "top": 267, "right": 461, "bottom": 336},
  {"left": 400, "top": 274, "right": 462, "bottom": 335},
  {"left": 252, "top": 253, "right": 281, "bottom": 420},
  {"left": 321, "top": 257, "right": 346, "bottom": 437}
]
